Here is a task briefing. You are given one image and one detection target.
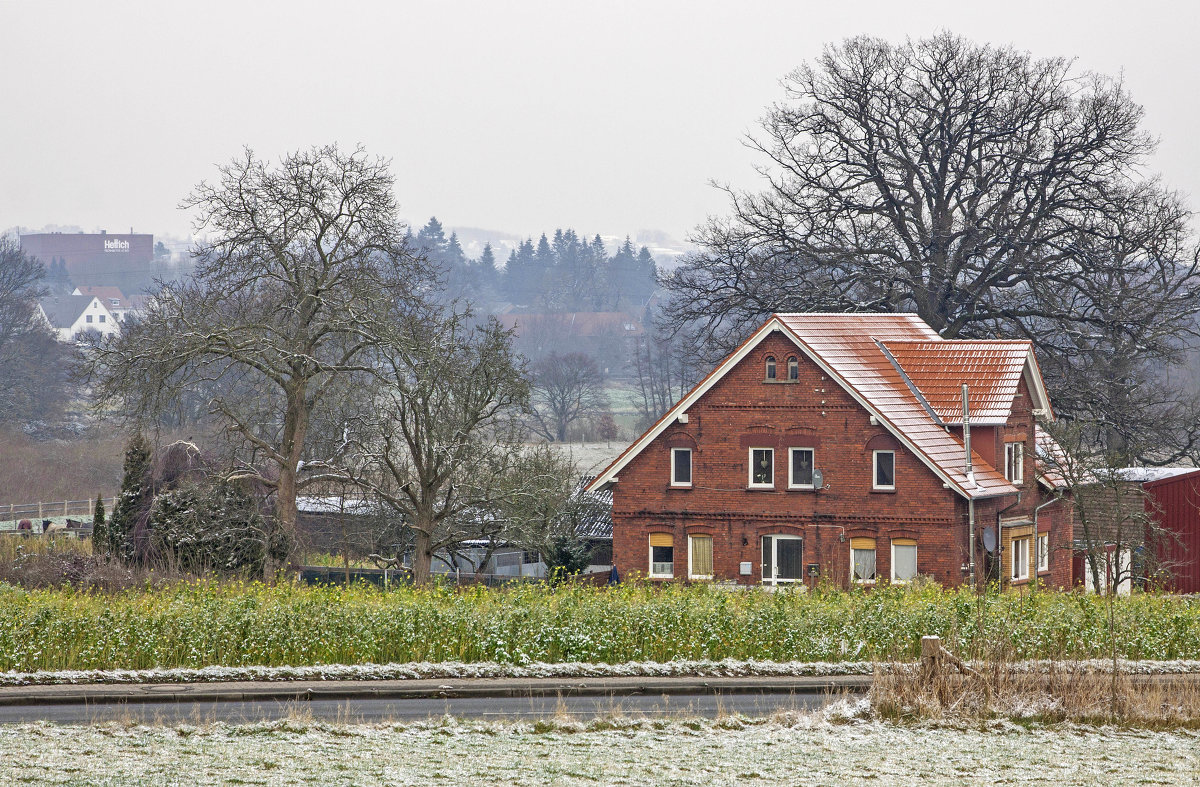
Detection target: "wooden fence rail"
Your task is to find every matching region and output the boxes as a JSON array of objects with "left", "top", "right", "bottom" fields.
[{"left": 1, "top": 498, "right": 117, "bottom": 522}]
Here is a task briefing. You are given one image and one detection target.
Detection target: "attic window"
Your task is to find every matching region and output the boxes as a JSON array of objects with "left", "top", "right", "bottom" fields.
[
  {"left": 873, "top": 450, "right": 895, "bottom": 491},
  {"left": 787, "top": 356, "right": 799, "bottom": 380},
  {"left": 765, "top": 356, "right": 777, "bottom": 380}
]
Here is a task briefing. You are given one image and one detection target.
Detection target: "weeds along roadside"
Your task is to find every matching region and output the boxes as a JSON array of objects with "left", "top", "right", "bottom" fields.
[{"left": 0, "top": 580, "right": 1199, "bottom": 673}]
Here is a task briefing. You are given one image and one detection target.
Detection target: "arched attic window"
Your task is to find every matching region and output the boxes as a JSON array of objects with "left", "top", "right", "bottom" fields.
[
  {"left": 787, "top": 356, "right": 799, "bottom": 380},
  {"left": 765, "top": 356, "right": 777, "bottom": 380}
]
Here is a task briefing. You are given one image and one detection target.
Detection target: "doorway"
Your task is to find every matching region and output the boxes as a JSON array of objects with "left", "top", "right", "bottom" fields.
[{"left": 762, "top": 535, "right": 804, "bottom": 585}]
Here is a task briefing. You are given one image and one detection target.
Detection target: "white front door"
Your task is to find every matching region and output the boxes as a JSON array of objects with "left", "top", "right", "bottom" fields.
[{"left": 762, "top": 535, "right": 804, "bottom": 585}]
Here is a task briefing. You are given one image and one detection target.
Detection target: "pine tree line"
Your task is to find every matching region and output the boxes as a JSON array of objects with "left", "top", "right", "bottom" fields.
[{"left": 412, "top": 217, "right": 657, "bottom": 312}]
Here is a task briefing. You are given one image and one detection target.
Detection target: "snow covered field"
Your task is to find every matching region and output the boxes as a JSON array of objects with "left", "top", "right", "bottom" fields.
[{"left": 2, "top": 713, "right": 1197, "bottom": 785}]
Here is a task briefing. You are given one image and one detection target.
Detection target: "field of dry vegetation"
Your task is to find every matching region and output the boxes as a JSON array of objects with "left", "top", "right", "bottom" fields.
[{"left": 0, "top": 428, "right": 125, "bottom": 504}]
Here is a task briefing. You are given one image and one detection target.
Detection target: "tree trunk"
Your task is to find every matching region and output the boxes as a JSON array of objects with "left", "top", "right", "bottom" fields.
[
  {"left": 270, "top": 380, "right": 309, "bottom": 580},
  {"left": 412, "top": 528, "right": 433, "bottom": 586}
]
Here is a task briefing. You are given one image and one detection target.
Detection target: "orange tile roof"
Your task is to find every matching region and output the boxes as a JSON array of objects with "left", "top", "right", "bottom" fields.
[
  {"left": 774, "top": 315, "right": 1018, "bottom": 499},
  {"left": 880, "top": 340, "right": 1032, "bottom": 424},
  {"left": 588, "top": 313, "right": 1046, "bottom": 501}
]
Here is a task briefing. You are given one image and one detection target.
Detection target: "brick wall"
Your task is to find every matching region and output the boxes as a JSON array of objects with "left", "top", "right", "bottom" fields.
[{"left": 612, "top": 330, "right": 1072, "bottom": 589}]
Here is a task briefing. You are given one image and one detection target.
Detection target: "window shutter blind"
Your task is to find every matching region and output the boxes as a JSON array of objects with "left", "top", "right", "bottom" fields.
[
  {"left": 649, "top": 533, "right": 673, "bottom": 547},
  {"left": 850, "top": 537, "right": 876, "bottom": 550},
  {"left": 891, "top": 538, "right": 916, "bottom": 546}
]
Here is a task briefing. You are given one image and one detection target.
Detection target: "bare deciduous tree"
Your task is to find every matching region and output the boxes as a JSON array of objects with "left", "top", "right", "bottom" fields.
[
  {"left": 89, "top": 146, "right": 426, "bottom": 573},
  {"left": 662, "top": 33, "right": 1200, "bottom": 462},
  {"left": 346, "top": 308, "right": 532, "bottom": 586},
  {"left": 0, "top": 237, "right": 69, "bottom": 424},
  {"left": 529, "top": 352, "right": 609, "bottom": 442}
]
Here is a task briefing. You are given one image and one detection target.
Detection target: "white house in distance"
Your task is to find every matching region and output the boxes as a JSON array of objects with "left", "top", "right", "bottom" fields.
[
  {"left": 71, "top": 286, "right": 134, "bottom": 322},
  {"left": 37, "top": 295, "right": 119, "bottom": 342}
]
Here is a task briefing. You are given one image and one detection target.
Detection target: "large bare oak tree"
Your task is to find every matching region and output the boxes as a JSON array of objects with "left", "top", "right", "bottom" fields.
[
  {"left": 662, "top": 33, "right": 1200, "bottom": 462},
  {"left": 89, "top": 146, "right": 426, "bottom": 571}
]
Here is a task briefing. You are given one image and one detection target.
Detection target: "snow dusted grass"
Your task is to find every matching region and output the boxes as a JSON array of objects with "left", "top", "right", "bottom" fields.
[
  {"left": 2, "top": 712, "right": 1199, "bottom": 785},
  {"left": 3, "top": 579, "right": 1200, "bottom": 673},
  {"left": 6, "top": 657, "right": 1200, "bottom": 688}
]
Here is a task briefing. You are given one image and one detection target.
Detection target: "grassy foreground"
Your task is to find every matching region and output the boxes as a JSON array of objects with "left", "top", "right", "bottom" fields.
[{"left": 1, "top": 580, "right": 1200, "bottom": 672}]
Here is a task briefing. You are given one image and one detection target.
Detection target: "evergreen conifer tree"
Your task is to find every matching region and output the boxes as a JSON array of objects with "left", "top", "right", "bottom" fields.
[
  {"left": 92, "top": 493, "right": 107, "bottom": 552},
  {"left": 108, "top": 434, "right": 152, "bottom": 557}
]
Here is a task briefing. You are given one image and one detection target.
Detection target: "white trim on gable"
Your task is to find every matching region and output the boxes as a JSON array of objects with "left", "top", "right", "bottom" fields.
[{"left": 586, "top": 316, "right": 1017, "bottom": 500}]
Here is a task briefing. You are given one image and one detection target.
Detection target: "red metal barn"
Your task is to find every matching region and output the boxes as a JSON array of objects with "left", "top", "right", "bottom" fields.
[{"left": 1137, "top": 469, "right": 1200, "bottom": 593}]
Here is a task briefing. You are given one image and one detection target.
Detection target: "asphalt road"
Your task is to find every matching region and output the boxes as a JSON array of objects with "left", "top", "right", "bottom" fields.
[{"left": 0, "top": 691, "right": 838, "bottom": 725}]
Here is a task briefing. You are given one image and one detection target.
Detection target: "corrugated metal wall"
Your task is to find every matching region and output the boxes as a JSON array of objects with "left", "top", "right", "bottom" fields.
[{"left": 1147, "top": 472, "right": 1200, "bottom": 594}]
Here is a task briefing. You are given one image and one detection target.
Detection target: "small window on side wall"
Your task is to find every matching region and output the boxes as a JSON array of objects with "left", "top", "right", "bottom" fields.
[
  {"left": 649, "top": 533, "right": 674, "bottom": 578},
  {"left": 765, "top": 356, "right": 777, "bottom": 380},
  {"left": 851, "top": 537, "right": 876, "bottom": 583},
  {"left": 787, "top": 356, "right": 799, "bottom": 380},
  {"left": 1005, "top": 442, "right": 1024, "bottom": 483},
  {"left": 873, "top": 450, "right": 895, "bottom": 490},
  {"left": 671, "top": 448, "right": 692, "bottom": 487},
  {"left": 1036, "top": 532, "right": 1049, "bottom": 572}
]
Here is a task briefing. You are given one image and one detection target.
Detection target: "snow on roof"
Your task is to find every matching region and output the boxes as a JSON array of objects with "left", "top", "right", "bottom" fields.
[
  {"left": 1114, "top": 467, "right": 1200, "bottom": 484},
  {"left": 881, "top": 340, "right": 1037, "bottom": 424},
  {"left": 589, "top": 313, "right": 1047, "bottom": 500}
]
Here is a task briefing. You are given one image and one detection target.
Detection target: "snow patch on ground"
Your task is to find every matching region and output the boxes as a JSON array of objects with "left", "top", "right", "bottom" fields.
[
  {"left": 2, "top": 715, "right": 1197, "bottom": 785},
  {"left": 4, "top": 657, "right": 1200, "bottom": 687}
]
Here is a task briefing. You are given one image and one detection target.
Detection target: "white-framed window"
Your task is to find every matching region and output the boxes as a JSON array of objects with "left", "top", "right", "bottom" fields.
[
  {"left": 787, "top": 356, "right": 799, "bottom": 380},
  {"left": 98, "top": 314, "right": 106, "bottom": 323},
  {"left": 873, "top": 450, "right": 895, "bottom": 490},
  {"left": 851, "top": 537, "right": 877, "bottom": 583},
  {"left": 649, "top": 533, "right": 674, "bottom": 578},
  {"left": 1005, "top": 442, "right": 1024, "bottom": 483},
  {"left": 85, "top": 315, "right": 93, "bottom": 323},
  {"left": 789, "top": 447, "right": 815, "bottom": 489},
  {"left": 765, "top": 356, "right": 777, "bottom": 380},
  {"left": 671, "top": 447, "right": 692, "bottom": 487},
  {"left": 1011, "top": 537, "right": 1030, "bottom": 581},
  {"left": 1036, "top": 532, "right": 1049, "bottom": 573},
  {"left": 749, "top": 448, "right": 774, "bottom": 488},
  {"left": 688, "top": 534, "right": 713, "bottom": 580},
  {"left": 891, "top": 538, "right": 917, "bottom": 582}
]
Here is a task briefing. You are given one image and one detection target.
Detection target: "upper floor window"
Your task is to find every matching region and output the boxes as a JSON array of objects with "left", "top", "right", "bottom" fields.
[
  {"left": 749, "top": 448, "right": 774, "bottom": 488},
  {"left": 98, "top": 314, "right": 106, "bottom": 323},
  {"left": 86, "top": 315, "right": 93, "bottom": 323},
  {"left": 765, "top": 356, "right": 777, "bottom": 380},
  {"left": 671, "top": 447, "right": 692, "bottom": 487},
  {"left": 787, "top": 356, "right": 799, "bottom": 380},
  {"left": 789, "top": 447, "right": 815, "bottom": 488},
  {"left": 1037, "top": 532, "right": 1049, "bottom": 573},
  {"left": 1004, "top": 442, "right": 1024, "bottom": 484},
  {"left": 873, "top": 450, "right": 895, "bottom": 490}
]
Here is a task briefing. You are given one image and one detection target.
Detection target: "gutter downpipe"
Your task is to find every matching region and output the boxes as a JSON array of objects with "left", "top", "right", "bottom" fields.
[
  {"left": 963, "top": 384, "right": 976, "bottom": 590},
  {"left": 996, "top": 492, "right": 1023, "bottom": 590},
  {"left": 1031, "top": 495, "right": 1059, "bottom": 592}
]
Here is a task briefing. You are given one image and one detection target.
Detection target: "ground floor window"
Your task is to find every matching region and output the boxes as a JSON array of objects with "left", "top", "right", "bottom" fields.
[
  {"left": 761, "top": 535, "right": 803, "bottom": 584},
  {"left": 688, "top": 535, "right": 713, "bottom": 580},
  {"left": 1011, "top": 537, "right": 1030, "bottom": 581},
  {"left": 649, "top": 533, "right": 674, "bottom": 578},
  {"left": 1036, "top": 533, "right": 1049, "bottom": 573},
  {"left": 851, "top": 537, "right": 876, "bottom": 583},
  {"left": 891, "top": 538, "right": 917, "bottom": 582}
]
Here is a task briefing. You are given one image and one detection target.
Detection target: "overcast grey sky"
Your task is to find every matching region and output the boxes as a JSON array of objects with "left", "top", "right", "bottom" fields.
[{"left": 3, "top": 0, "right": 1197, "bottom": 246}]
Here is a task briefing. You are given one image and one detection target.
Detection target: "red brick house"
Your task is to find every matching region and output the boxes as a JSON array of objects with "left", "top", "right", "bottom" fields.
[{"left": 587, "top": 313, "right": 1074, "bottom": 589}]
